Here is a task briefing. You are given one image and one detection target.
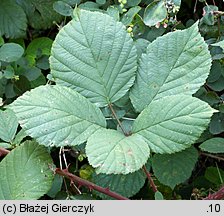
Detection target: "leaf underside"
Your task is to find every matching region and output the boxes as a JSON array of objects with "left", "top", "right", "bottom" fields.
[
  {"left": 0, "top": 109, "right": 18, "bottom": 143},
  {"left": 9, "top": 85, "right": 106, "bottom": 147},
  {"left": 130, "top": 22, "right": 212, "bottom": 112},
  {"left": 86, "top": 129, "right": 150, "bottom": 174},
  {"left": 132, "top": 95, "right": 215, "bottom": 154},
  {"left": 50, "top": 9, "right": 137, "bottom": 107},
  {"left": 0, "top": 141, "right": 54, "bottom": 200}
]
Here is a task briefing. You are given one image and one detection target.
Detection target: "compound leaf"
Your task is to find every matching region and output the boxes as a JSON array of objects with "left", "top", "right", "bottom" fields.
[
  {"left": 0, "top": 0, "right": 27, "bottom": 38},
  {"left": 0, "top": 109, "right": 18, "bottom": 143},
  {"left": 132, "top": 95, "right": 215, "bottom": 154},
  {"left": 152, "top": 146, "right": 198, "bottom": 189},
  {"left": 9, "top": 85, "right": 106, "bottom": 147},
  {"left": 50, "top": 10, "right": 137, "bottom": 107},
  {"left": 199, "top": 138, "right": 224, "bottom": 153},
  {"left": 130, "top": 22, "right": 212, "bottom": 112},
  {"left": 86, "top": 129, "right": 149, "bottom": 174},
  {"left": 0, "top": 141, "right": 54, "bottom": 199}
]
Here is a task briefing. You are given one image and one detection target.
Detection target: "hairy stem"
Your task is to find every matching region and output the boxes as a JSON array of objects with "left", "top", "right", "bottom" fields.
[
  {"left": 143, "top": 165, "right": 158, "bottom": 193},
  {"left": 0, "top": 148, "right": 10, "bottom": 157},
  {"left": 55, "top": 168, "right": 129, "bottom": 200},
  {"left": 204, "top": 186, "right": 224, "bottom": 200},
  {"left": 108, "top": 103, "right": 128, "bottom": 136}
]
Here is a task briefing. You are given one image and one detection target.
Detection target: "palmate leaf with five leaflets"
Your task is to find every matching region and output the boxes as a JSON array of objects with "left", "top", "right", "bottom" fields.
[
  {"left": 0, "top": 141, "right": 54, "bottom": 199},
  {"left": 50, "top": 9, "right": 137, "bottom": 107},
  {"left": 132, "top": 95, "right": 215, "bottom": 154},
  {"left": 9, "top": 85, "right": 106, "bottom": 147},
  {"left": 130, "top": 22, "right": 212, "bottom": 112},
  {"left": 86, "top": 129, "right": 149, "bottom": 174}
]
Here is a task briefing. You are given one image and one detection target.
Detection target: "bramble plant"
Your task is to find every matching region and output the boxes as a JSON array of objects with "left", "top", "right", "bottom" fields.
[{"left": 0, "top": 0, "right": 224, "bottom": 200}]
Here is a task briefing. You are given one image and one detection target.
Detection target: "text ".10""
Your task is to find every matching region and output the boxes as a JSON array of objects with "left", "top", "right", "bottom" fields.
[{"left": 208, "top": 204, "right": 221, "bottom": 213}]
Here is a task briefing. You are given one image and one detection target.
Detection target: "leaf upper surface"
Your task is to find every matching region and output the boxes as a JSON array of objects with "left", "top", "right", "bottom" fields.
[
  {"left": 0, "top": 0, "right": 27, "bottom": 38},
  {"left": 199, "top": 138, "right": 224, "bottom": 153},
  {"left": 92, "top": 170, "right": 146, "bottom": 199},
  {"left": 152, "top": 146, "right": 198, "bottom": 189}
]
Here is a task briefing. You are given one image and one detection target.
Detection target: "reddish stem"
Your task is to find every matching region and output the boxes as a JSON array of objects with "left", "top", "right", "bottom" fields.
[
  {"left": 143, "top": 165, "right": 158, "bottom": 193},
  {"left": 0, "top": 148, "right": 10, "bottom": 157},
  {"left": 204, "top": 186, "right": 224, "bottom": 200},
  {"left": 55, "top": 168, "right": 129, "bottom": 200}
]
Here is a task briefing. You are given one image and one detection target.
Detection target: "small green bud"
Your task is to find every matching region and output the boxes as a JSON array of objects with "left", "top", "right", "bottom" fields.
[
  {"left": 13, "top": 75, "right": 20, "bottom": 81},
  {"left": 127, "top": 26, "right": 133, "bottom": 33}
]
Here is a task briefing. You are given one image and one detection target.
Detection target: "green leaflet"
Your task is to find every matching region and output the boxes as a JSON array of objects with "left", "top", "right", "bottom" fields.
[
  {"left": 86, "top": 129, "right": 150, "bottom": 174},
  {"left": 130, "top": 22, "right": 212, "bottom": 112},
  {"left": 143, "top": 0, "right": 167, "bottom": 27},
  {"left": 25, "top": 37, "right": 53, "bottom": 65},
  {"left": 0, "top": 43, "right": 24, "bottom": 63},
  {"left": 0, "top": 0, "right": 27, "bottom": 38},
  {"left": 211, "top": 40, "right": 224, "bottom": 51},
  {"left": 0, "top": 141, "right": 54, "bottom": 199},
  {"left": 152, "top": 146, "right": 198, "bottom": 189},
  {"left": 17, "top": 0, "right": 63, "bottom": 30},
  {"left": 155, "top": 191, "right": 164, "bottom": 200},
  {"left": 0, "top": 109, "right": 18, "bottom": 143},
  {"left": 9, "top": 85, "right": 106, "bottom": 147},
  {"left": 205, "top": 166, "right": 224, "bottom": 185},
  {"left": 199, "top": 138, "right": 224, "bottom": 153},
  {"left": 53, "top": 1, "right": 73, "bottom": 17},
  {"left": 121, "top": 6, "right": 141, "bottom": 26},
  {"left": 92, "top": 170, "right": 146, "bottom": 199},
  {"left": 50, "top": 9, "right": 137, "bottom": 107},
  {"left": 132, "top": 95, "right": 215, "bottom": 154}
]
